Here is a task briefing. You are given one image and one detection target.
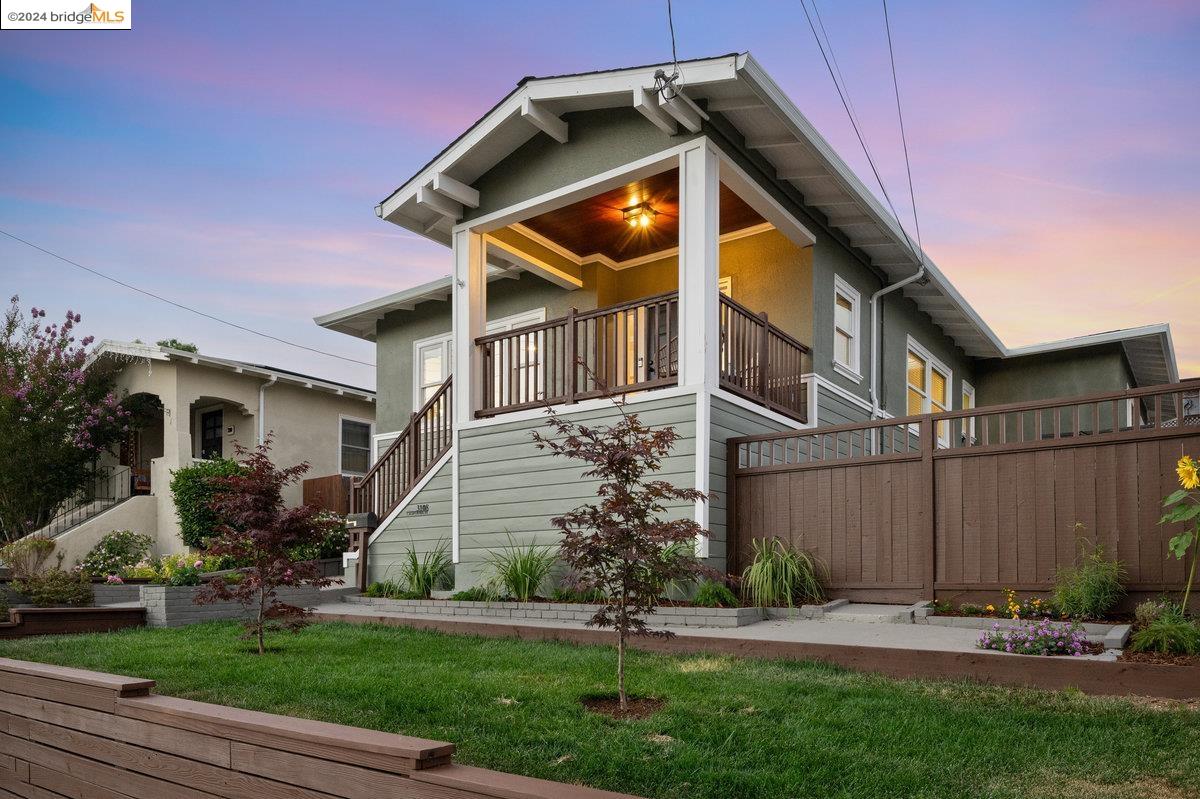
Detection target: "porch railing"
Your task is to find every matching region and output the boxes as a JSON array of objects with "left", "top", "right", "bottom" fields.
[
  {"left": 35, "top": 466, "right": 132, "bottom": 538},
  {"left": 350, "top": 376, "right": 452, "bottom": 520},
  {"left": 718, "top": 294, "right": 810, "bottom": 422},
  {"left": 476, "top": 291, "right": 679, "bottom": 417},
  {"left": 476, "top": 291, "right": 811, "bottom": 421}
]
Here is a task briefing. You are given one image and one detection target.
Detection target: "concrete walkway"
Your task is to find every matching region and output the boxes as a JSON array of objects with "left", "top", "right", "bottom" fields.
[{"left": 311, "top": 599, "right": 1118, "bottom": 660}]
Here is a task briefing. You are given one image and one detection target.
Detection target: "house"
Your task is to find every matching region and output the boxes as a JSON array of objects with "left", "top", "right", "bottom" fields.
[
  {"left": 315, "top": 53, "right": 1180, "bottom": 591},
  {"left": 47, "top": 340, "right": 376, "bottom": 565}
]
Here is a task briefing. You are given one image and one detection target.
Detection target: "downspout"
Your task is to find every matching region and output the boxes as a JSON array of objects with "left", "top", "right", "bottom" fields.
[
  {"left": 869, "top": 264, "right": 926, "bottom": 418},
  {"left": 257, "top": 376, "right": 277, "bottom": 445}
]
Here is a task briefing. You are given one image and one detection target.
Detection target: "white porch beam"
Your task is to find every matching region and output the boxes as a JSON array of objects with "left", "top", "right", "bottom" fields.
[
  {"left": 431, "top": 173, "right": 480, "bottom": 209},
  {"left": 678, "top": 142, "right": 720, "bottom": 390},
  {"left": 705, "top": 96, "right": 765, "bottom": 113},
  {"left": 633, "top": 86, "right": 677, "bottom": 135},
  {"left": 417, "top": 186, "right": 463, "bottom": 221},
  {"left": 452, "top": 229, "right": 487, "bottom": 427},
  {"left": 520, "top": 98, "right": 568, "bottom": 144}
]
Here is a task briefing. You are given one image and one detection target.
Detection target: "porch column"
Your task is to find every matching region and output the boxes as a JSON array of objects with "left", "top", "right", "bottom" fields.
[
  {"left": 452, "top": 228, "right": 487, "bottom": 425},
  {"left": 677, "top": 140, "right": 720, "bottom": 390},
  {"left": 678, "top": 140, "right": 720, "bottom": 558}
]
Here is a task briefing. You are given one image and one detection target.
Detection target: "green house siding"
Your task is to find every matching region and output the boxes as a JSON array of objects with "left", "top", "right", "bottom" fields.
[
  {"left": 974, "top": 344, "right": 1133, "bottom": 407},
  {"left": 366, "top": 455, "right": 453, "bottom": 585},
  {"left": 454, "top": 393, "right": 698, "bottom": 588},
  {"left": 707, "top": 396, "right": 794, "bottom": 574}
]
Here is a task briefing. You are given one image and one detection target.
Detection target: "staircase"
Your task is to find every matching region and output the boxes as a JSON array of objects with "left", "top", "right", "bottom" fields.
[
  {"left": 350, "top": 376, "right": 452, "bottom": 521},
  {"left": 33, "top": 466, "right": 133, "bottom": 539}
]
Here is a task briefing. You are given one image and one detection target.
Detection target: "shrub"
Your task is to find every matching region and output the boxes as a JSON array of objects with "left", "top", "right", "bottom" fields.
[
  {"left": 1128, "top": 612, "right": 1200, "bottom": 655},
  {"left": 0, "top": 536, "right": 56, "bottom": 581},
  {"left": 399, "top": 541, "right": 452, "bottom": 598},
  {"left": 169, "top": 458, "right": 246, "bottom": 548},
  {"left": 364, "top": 580, "right": 424, "bottom": 600},
  {"left": 485, "top": 535, "right": 557, "bottom": 602},
  {"left": 976, "top": 620, "right": 1089, "bottom": 656},
  {"left": 80, "top": 530, "right": 153, "bottom": 577},
  {"left": 289, "top": 512, "right": 350, "bottom": 562},
  {"left": 1134, "top": 597, "right": 1178, "bottom": 629},
  {"left": 958, "top": 602, "right": 985, "bottom": 617},
  {"left": 741, "top": 538, "right": 825, "bottom": 608},
  {"left": 451, "top": 584, "right": 505, "bottom": 602},
  {"left": 1052, "top": 537, "right": 1124, "bottom": 620},
  {"left": 15, "top": 568, "right": 93, "bottom": 607},
  {"left": 693, "top": 580, "right": 739, "bottom": 608}
]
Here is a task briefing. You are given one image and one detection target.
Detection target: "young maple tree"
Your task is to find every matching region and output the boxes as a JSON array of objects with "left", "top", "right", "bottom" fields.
[
  {"left": 0, "top": 297, "right": 129, "bottom": 541},
  {"left": 194, "top": 439, "right": 340, "bottom": 654},
  {"left": 532, "top": 402, "right": 711, "bottom": 710}
]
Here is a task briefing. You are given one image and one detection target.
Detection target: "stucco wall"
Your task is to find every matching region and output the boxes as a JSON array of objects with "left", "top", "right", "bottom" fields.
[
  {"left": 43, "top": 495, "right": 159, "bottom": 568},
  {"left": 973, "top": 344, "right": 1132, "bottom": 407}
]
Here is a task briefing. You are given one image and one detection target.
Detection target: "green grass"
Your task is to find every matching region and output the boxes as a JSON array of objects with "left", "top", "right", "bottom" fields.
[{"left": 1, "top": 622, "right": 1196, "bottom": 799}]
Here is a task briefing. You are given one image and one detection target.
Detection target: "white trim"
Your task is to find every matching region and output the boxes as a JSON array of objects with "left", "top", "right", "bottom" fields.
[
  {"left": 803, "top": 371, "right": 873, "bottom": 414},
  {"left": 451, "top": 429, "right": 461, "bottom": 563},
  {"left": 458, "top": 383, "right": 703, "bottom": 432},
  {"left": 718, "top": 275, "right": 732, "bottom": 298},
  {"left": 368, "top": 447, "right": 455, "bottom": 547},
  {"left": 711, "top": 385, "right": 811, "bottom": 430},
  {"left": 484, "top": 234, "right": 582, "bottom": 289},
  {"left": 412, "top": 331, "right": 455, "bottom": 411},
  {"left": 678, "top": 140, "right": 721, "bottom": 391},
  {"left": 694, "top": 391, "right": 710, "bottom": 558},
  {"left": 832, "top": 274, "right": 862, "bottom": 381},
  {"left": 337, "top": 414, "right": 375, "bottom": 476},
  {"left": 961, "top": 380, "right": 977, "bottom": 443},
  {"left": 371, "top": 430, "right": 401, "bottom": 464},
  {"left": 713, "top": 145, "right": 817, "bottom": 250}
]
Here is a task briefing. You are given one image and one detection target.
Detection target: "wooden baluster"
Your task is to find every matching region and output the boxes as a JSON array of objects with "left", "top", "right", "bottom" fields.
[{"left": 758, "top": 312, "right": 769, "bottom": 401}]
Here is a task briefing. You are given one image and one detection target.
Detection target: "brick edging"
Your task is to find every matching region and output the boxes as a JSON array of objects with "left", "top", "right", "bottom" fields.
[{"left": 313, "top": 611, "right": 1200, "bottom": 700}]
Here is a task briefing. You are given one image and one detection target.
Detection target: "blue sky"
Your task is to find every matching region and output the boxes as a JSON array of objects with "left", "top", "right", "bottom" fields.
[{"left": 2, "top": 0, "right": 1197, "bottom": 387}]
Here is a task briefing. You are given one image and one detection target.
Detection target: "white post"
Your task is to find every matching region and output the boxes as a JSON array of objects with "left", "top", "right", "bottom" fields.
[
  {"left": 451, "top": 228, "right": 486, "bottom": 565},
  {"left": 677, "top": 140, "right": 720, "bottom": 555},
  {"left": 677, "top": 140, "right": 720, "bottom": 390}
]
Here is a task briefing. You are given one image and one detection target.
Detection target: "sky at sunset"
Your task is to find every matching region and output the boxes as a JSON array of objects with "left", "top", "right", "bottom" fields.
[{"left": 1, "top": 0, "right": 1197, "bottom": 388}]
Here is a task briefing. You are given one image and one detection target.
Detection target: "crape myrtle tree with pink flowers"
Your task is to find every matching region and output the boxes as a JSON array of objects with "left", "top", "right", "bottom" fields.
[
  {"left": 194, "top": 439, "right": 340, "bottom": 654},
  {"left": 0, "top": 297, "right": 130, "bottom": 542}
]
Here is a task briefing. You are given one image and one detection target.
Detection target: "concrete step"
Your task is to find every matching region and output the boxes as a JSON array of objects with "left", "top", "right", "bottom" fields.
[{"left": 821, "top": 603, "right": 914, "bottom": 624}]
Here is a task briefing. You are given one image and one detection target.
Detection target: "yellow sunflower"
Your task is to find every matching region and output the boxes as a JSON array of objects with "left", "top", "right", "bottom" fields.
[{"left": 1178, "top": 455, "right": 1200, "bottom": 491}]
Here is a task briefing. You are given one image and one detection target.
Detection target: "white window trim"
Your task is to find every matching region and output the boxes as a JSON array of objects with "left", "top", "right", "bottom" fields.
[
  {"left": 718, "top": 275, "right": 732, "bottom": 297},
  {"left": 338, "top": 414, "right": 375, "bottom": 476},
  {"left": 412, "top": 308, "right": 547, "bottom": 410},
  {"left": 905, "top": 336, "right": 953, "bottom": 446},
  {"left": 371, "top": 430, "right": 401, "bottom": 465},
  {"left": 961, "top": 380, "right": 977, "bottom": 443},
  {"left": 832, "top": 274, "right": 862, "bottom": 383}
]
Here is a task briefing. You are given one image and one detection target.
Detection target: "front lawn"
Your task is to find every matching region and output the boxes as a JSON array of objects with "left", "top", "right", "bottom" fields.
[{"left": 1, "top": 622, "right": 1196, "bottom": 799}]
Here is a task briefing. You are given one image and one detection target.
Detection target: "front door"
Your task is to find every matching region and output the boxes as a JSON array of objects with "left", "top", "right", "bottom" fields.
[{"left": 200, "top": 410, "right": 223, "bottom": 459}]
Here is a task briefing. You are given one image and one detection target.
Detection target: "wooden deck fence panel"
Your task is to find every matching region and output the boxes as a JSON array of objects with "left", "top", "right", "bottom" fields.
[
  {"left": 302, "top": 475, "right": 351, "bottom": 516},
  {"left": 729, "top": 383, "right": 1200, "bottom": 603}
]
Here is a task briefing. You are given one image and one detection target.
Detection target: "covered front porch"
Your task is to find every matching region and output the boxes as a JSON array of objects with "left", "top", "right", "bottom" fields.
[{"left": 450, "top": 141, "right": 816, "bottom": 424}]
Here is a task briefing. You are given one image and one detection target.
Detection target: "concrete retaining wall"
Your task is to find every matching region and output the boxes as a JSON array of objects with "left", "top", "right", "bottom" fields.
[
  {"left": 139, "top": 585, "right": 327, "bottom": 628},
  {"left": 343, "top": 595, "right": 763, "bottom": 628}
]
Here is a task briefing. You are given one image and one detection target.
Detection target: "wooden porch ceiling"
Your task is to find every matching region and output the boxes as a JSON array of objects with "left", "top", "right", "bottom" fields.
[{"left": 519, "top": 168, "right": 765, "bottom": 263}]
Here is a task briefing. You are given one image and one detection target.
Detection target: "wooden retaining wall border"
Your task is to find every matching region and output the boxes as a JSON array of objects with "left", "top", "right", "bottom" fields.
[
  {"left": 313, "top": 612, "right": 1200, "bottom": 701},
  {"left": 0, "top": 607, "right": 146, "bottom": 639},
  {"left": 0, "top": 657, "right": 641, "bottom": 799}
]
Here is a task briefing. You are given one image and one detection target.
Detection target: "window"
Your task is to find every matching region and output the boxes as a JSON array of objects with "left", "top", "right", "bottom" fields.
[
  {"left": 962, "top": 381, "right": 976, "bottom": 443},
  {"left": 340, "top": 417, "right": 373, "bottom": 475},
  {"left": 906, "top": 337, "right": 952, "bottom": 445},
  {"left": 832, "top": 275, "right": 861, "bottom": 381},
  {"left": 412, "top": 309, "right": 547, "bottom": 409},
  {"left": 718, "top": 275, "right": 732, "bottom": 297},
  {"left": 199, "top": 409, "right": 223, "bottom": 460}
]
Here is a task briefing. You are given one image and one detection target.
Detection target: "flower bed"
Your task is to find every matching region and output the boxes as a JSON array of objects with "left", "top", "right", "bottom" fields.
[{"left": 977, "top": 620, "right": 1098, "bottom": 657}]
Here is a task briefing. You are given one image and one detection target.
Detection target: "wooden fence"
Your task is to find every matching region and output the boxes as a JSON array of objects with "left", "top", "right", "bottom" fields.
[
  {"left": 302, "top": 474, "right": 351, "bottom": 515},
  {"left": 0, "top": 657, "right": 639, "bottom": 799},
  {"left": 727, "top": 382, "right": 1200, "bottom": 604}
]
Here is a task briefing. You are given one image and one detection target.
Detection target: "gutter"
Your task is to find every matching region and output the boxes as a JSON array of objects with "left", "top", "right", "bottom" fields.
[
  {"left": 257, "top": 376, "right": 277, "bottom": 445},
  {"left": 869, "top": 265, "right": 926, "bottom": 418}
]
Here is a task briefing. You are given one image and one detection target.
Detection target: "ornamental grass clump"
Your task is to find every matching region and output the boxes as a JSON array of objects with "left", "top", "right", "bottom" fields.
[
  {"left": 1052, "top": 533, "right": 1125, "bottom": 620},
  {"left": 976, "top": 620, "right": 1089, "bottom": 656},
  {"left": 741, "top": 538, "right": 824, "bottom": 609},
  {"left": 1129, "top": 608, "right": 1200, "bottom": 655},
  {"left": 398, "top": 541, "right": 452, "bottom": 598},
  {"left": 484, "top": 534, "right": 558, "bottom": 602}
]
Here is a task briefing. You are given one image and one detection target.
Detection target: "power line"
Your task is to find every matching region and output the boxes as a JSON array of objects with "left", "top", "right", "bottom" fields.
[
  {"left": 798, "top": 0, "right": 921, "bottom": 265},
  {"left": 882, "top": 0, "right": 923, "bottom": 258},
  {"left": 0, "top": 228, "right": 376, "bottom": 368}
]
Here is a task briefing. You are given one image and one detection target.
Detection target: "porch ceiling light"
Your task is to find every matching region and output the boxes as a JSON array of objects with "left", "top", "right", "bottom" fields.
[{"left": 623, "top": 202, "right": 658, "bottom": 228}]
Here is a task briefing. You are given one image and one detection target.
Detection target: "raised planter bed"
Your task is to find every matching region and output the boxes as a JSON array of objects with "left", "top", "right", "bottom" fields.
[
  {"left": 0, "top": 606, "right": 146, "bottom": 638},
  {"left": 140, "top": 584, "right": 330, "bottom": 628},
  {"left": 343, "top": 595, "right": 764, "bottom": 628},
  {"left": 920, "top": 614, "right": 1132, "bottom": 649}
]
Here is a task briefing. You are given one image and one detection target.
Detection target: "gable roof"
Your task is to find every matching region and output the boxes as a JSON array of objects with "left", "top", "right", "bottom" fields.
[
  {"left": 88, "top": 340, "right": 376, "bottom": 402},
  {"left": 321, "top": 52, "right": 1178, "bottom": 386}
]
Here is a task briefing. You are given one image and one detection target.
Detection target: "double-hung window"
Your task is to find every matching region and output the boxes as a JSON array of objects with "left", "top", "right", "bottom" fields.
[
  {"left": 906, "top": 337, "right": 952, "bottom": 446},
  {"left": 832, "top": 275, "right": 861, "bottom": 381},
  {"left": 339, "top": 417, "right": 373, "bottom": 475}
]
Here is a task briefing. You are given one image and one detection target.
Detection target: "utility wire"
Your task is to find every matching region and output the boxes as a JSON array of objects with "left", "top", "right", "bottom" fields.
[
  {"left": 798, "top": 0, "right": 922, "bottom": 265},
  {"left": 0, "top": 228, "right": 376, "bottom": 368},
  {"left": 882, "top": 0, "right": 923, "bottom": 258}
]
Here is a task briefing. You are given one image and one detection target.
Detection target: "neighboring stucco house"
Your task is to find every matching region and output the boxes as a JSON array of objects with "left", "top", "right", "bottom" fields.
[
  {"left": 315, "top": 53, "right": 1179, "bottom": 589},
  {"left": 48, "top": 341, "right": 375, "bottom": 565}
]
